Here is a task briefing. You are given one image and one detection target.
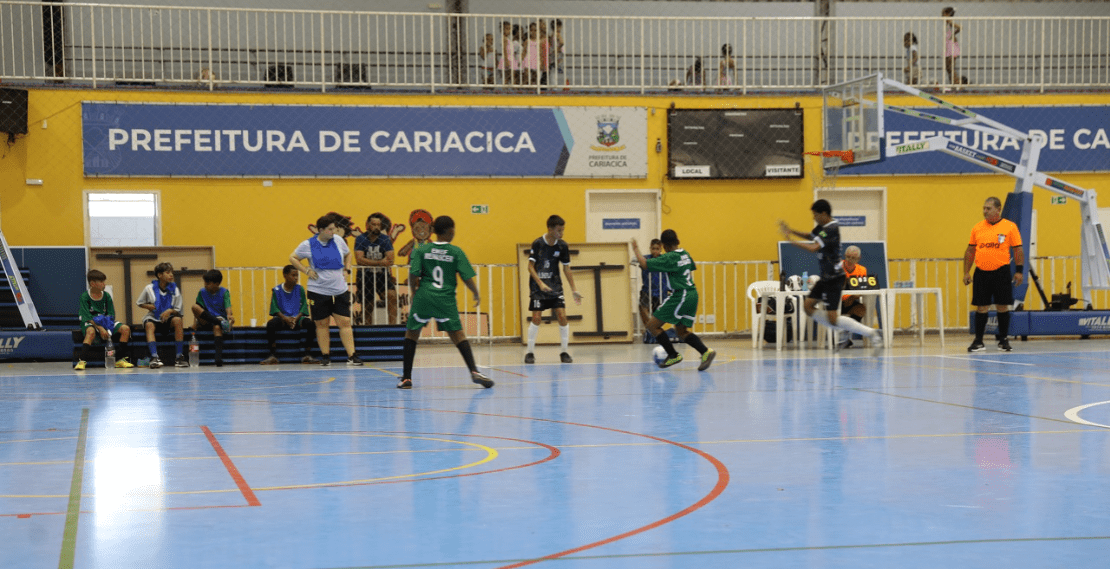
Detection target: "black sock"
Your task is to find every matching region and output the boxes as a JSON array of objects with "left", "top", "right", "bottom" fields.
[
  {"left": 215, "top": 336, "right": 224, "bottom": 359},
  {"left": 974, "top": 312, "right": 989, "bottom": 342},
  {"left": 654, "top": 331, "right": 678, "bottom": 358},
  {"left": 456, "top": 340, "right": 477, "bottom": 372},
  {"left": 997, "top": 311, "right": 1011, "bottom": 339},
  {"left": 402, "top": 338, "right": 417, "bottom": 379},
  {"left": 120, "top": 341, "right": 129, "bottom": 360},
  {"left": 80, "top": 342, "right": 92, "bottom": 361},
  {"left": 684, "top": 333, "right": 708, "bottom": 355}
]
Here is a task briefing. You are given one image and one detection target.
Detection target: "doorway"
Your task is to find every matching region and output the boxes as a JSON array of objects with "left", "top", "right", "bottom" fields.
[
  {"left": 815, "top": 186, "right": 886, "bottom": 242},
  {"left": 584, "top": 189, "right": 661, "bottom": 246}
]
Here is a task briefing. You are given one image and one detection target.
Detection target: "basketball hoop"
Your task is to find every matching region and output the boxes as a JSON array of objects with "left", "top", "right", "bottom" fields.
[{"left": 804, "top": 150, "right": 854, "bottom": 190}]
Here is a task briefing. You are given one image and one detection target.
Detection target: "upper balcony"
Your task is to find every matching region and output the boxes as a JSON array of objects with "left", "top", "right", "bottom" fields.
[{"left": 5, "top": 1, "right": 1109, "bottom": 93}]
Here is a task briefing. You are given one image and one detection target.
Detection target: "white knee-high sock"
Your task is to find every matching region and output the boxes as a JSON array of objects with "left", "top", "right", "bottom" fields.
[
  {"left": 527, "top": 322, "right": 539, "bottom": 352},
  {"left": 835, "top": 315, "right": 878, "bottom": 337},
  {"left": 559, "top": 324, "right": 569, "bottom": 352},
  {"left": 812, "top": 310, "right": 877, "bottom": 337}
]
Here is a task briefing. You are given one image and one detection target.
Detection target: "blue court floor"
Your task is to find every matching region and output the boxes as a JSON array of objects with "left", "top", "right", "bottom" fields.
[{"left": 2, "top": 336, "right": 1109, "bottom": 569}]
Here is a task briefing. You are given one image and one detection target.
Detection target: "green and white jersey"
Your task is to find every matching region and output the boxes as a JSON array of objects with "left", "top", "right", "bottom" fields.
[
  {"left": 410, "top": 241, "right": 476, "bottom": 306},
  {"left": 644, "top": 248, "right": 697, "bottom": 292}
]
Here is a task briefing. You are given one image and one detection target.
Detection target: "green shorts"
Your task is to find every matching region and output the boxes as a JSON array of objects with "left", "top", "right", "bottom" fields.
[
  {"left": 406, "top": 296, "right": 462, "bottom": 332},
  {"left": 653, "top": 289, "right": 699, "bottom": 326}
]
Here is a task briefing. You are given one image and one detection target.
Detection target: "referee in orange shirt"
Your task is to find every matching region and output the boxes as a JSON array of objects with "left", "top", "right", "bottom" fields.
[{"left": 963, "top": 197, "right": 1024, "bottom": 352}]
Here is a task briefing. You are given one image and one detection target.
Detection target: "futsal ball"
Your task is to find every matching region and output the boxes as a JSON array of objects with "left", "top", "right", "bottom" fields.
[{"left": 652, "top": 346, "right": 668, "bottom": 366}]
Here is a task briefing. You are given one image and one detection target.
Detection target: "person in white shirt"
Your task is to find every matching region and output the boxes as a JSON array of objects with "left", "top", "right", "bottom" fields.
[
  {"left": 290, "top": 213, "right": 363, "bottom": 367},
  {"left": 903, "top": 32, "right": 920, "bottom": 85}
]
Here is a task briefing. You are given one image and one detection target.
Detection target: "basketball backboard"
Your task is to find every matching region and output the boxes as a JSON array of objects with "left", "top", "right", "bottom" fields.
[{"left": 822, "top": 73, "right": 885, "bottom": 169}]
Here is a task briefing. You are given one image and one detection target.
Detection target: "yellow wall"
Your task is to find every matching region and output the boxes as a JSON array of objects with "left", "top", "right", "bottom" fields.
[{"left": 2, "top": 88, "right": 1106, "bottom": 267}]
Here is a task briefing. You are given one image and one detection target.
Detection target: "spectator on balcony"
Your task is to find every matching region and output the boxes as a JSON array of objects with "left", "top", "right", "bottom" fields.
[
  {"left": 903, "top": 33, "right": 920, "bottom": 85},
  {"left": 943, "top": 6, "right": 961, "bottom": 86},
  {"left": 684, "top": 56, "right": 705, "bottom": 88},
  {"left": 718, "top": 43, "right": 736, "bottom": 86},
  {"left": 522, "top": 21, "right": 542, "bottom": 85},
  {"left": 549, "top": 19, "right": 566, "bottom": 86},
  {"left": 512, "top": 24, "right": 524, "bottom": 84},
  {"left": 496, "top": 21, "right": 515, "bottom": 85},
  {"left": 196, "top": 67, "right": 217, "bottom": 84},
  {"left": 537, "top": 21, "right": 550, "bottom": 85},
  {"left": 477, "top": 33, "right": 496, "bottom": 85}
]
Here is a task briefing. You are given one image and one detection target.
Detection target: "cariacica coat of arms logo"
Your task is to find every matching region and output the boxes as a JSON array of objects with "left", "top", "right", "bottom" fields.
[{"left": 596, "top": 115, "right": 620, "bottom": 147}]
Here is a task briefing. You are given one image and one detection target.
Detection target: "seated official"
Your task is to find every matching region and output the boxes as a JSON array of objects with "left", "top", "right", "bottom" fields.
[{"left": 840, "top": 246, "right": 869, "bottom": 323}]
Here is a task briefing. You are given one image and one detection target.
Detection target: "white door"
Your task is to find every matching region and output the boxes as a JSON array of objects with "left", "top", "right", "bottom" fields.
[
  {"left": 815, "top": 187, "right": 886, "bottom": 242},
  {"left": 585, "top": 190, "right": 660, "bottom": 248}
]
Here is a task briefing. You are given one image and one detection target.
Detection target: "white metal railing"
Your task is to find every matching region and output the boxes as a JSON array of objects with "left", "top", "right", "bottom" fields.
[
  {"left": 219, "top": 256, "right": 1101, "bottom": 342},
  {"left": 3, "top": 2, "right": 1108, "bottom": 91}
]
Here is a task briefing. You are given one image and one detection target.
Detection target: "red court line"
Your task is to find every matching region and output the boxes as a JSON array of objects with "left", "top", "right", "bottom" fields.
[
  {"left": 494, "top": 422, "right": 730, "bottom": 569},
  {"left": 201, "top": 426, "right": 261, "bottom": 507},
  {"left": 177, "top": 397, "right": 732, "bottom": 565}
]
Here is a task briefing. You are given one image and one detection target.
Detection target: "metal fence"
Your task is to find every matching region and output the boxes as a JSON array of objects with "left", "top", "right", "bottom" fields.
[
  {"left": 4, "top": 2, "right": 1109, "bottom": 91},
  {"left": 220, "top": 256, "right": 1100, "bottom": 343}
]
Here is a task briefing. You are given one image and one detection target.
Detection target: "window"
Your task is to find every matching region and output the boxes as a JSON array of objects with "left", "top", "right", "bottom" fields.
[{"left": 86, "top": 192, "right": 159, "bottom": 247}]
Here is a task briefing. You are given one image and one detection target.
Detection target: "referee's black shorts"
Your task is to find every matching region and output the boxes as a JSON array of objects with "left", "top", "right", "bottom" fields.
[{"left": 972, "top": 265, "right": 1013, "bottom": 306}]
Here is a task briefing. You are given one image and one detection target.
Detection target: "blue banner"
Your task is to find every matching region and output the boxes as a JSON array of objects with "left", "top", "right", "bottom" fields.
[
  {"left": 847, "top": 105, "right": 1110, "bottom": 175},
  {"left": 82, "top": 103, "right": 647, "bottom": 178},
  {"left": 838, "top": 215, "right": 867, "bottom": 227}
]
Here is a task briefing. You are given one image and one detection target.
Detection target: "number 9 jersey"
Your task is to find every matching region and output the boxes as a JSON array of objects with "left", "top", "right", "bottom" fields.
[{"left": 407, "top": 241, "right": 476, "bottom": 331}]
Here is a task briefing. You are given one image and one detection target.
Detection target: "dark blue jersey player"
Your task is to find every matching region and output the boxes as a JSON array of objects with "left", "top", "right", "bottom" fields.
[
  {"left": 524, "top": 214, "right": 583, "bottom": 364},
  {"left": 779, "top": 199, "right": 883, "bottom": 351}
]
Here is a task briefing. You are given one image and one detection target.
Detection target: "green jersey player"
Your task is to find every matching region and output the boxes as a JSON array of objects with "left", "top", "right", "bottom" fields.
[
  {"left": 631, "top": 230, "right": 716, "bottom": 371},
  {"left": 399, "top": 215, "right": 493, "bottom": 389}
]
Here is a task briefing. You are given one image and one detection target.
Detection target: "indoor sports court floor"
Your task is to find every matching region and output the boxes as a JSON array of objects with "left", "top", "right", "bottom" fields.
[{"left": 2, "top": 336, "right": 1109, "bottom": 569}]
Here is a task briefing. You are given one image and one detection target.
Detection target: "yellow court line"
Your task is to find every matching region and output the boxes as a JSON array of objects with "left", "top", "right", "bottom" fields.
[
  {"left": 1, "top": 429, "right": 1092, "bottom": 498},
  {"left": 0, "top": 434, "right": 499, "bottom": 498},
  {"left": 372, "top": 365, "right": 401, "bottom": 378},
  {"left": 0, "top": 436, "right": 78, "bottom": 445}
]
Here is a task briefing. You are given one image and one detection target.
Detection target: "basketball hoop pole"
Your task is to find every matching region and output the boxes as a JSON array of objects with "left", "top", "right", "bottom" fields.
[{"left": 872, "top": 74, "right": 1110, "bottom": 297}]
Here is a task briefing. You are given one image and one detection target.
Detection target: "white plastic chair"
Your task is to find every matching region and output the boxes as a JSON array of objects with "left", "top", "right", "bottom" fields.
[{"left": 747, "top": 280, "right": 784, "bottom": 348}]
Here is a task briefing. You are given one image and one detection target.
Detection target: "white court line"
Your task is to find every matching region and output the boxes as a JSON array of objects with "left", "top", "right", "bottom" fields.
[
  {"left": 1064, "top": 400, "right": 1110, "bottom": 429},
  {"left": 937, "top": 355, "right": 1036, "bottom": 366}
]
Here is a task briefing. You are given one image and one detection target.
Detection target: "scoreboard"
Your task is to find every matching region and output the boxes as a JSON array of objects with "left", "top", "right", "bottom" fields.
[{"left": 667, "top": 108, "right": 804, "bottom": 180}]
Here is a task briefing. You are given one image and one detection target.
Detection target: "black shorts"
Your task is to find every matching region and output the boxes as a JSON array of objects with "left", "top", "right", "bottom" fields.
[
  {"left": 146, "top": 317, "right": 181, "bottom": 337},
  {"left": 195, "top": 319, "right": 221, "bottom": 332},
  {"left": 308, "top": 290, "right": 352, "bottom": 321},
  {"left": 972, "top": 266, "right": 1014, "bottom": 306},
  {"left": 356, "top": 269, "right": 396, "bottom": 303},
  {"left": 639, "top": 290, "right": 663, "bottom": 312},
  {"left": 529, "top": 295, "right": 565, "bottom": 312},
  {"left": 809, "top": 274, "right": 846, "bottom": 311}
]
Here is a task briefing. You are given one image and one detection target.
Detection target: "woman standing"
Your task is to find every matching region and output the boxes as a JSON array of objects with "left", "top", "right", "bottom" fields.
[{"left": 290, "top": 213, "right": 363, "bottom": 366}]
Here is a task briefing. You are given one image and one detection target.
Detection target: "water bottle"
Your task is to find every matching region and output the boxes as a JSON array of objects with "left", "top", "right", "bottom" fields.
[
  {"left": 189, "top": 333, "right": 200, "bottom": 367},
  {"left": 104, "top": 338, "right": 116, "bottom": 370},
  {"left": 802, "top": 271, "right": 809, "bottom": 291}
]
